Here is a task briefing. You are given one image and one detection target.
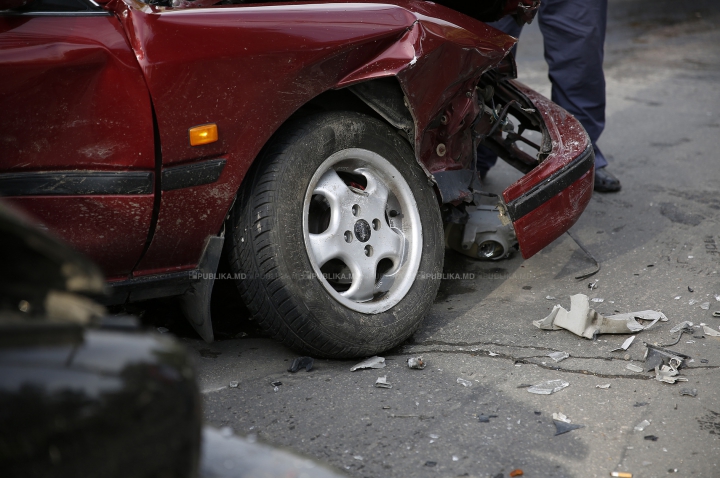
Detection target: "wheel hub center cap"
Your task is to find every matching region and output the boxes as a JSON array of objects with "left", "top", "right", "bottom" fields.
[{"left": 354, "top": 219, "right": 371, "bottom": 242}]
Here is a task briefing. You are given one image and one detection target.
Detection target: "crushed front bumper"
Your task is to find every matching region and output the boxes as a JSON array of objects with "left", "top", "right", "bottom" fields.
[{"left": 497, "top": 81, "right": 595, "bottom": 259}]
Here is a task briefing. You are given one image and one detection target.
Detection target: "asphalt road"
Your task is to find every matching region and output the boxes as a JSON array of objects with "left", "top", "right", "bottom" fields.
[{"left": 170, "top": 1, "right": 720, "bottom": 476}]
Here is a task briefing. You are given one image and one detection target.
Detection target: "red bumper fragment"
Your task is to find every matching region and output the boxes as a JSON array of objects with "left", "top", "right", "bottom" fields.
[{"left": 501, "top": 82, "right": 595, "bottom": 259}]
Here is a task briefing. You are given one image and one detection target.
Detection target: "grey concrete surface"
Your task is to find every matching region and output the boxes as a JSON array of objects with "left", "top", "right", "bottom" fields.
[{"left": 182, "top": 1, "right": 720, "bottom": 476}]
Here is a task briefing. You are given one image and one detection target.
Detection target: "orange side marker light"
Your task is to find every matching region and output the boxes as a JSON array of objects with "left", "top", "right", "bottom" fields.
[{"left": 189, "top": 124, "right": 218, "bottom": 146}]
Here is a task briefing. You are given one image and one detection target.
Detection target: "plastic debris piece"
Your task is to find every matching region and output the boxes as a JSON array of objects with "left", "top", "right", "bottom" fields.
[
  {"left": 452, "top": 456, "right": 459, "bottom": 462},
  {"left": 633, "top": 402, "right": 649, "bottom": 407},
  {"left": 271, "top": 381, "right": 282, "bottom": 387},
  {"left": 375, "top": 376, "right": 392, "bottom": 389},
  {"left": 229, "top": 381, "right": 239, "bottom": 388},
  {"left": 701, "top": 359, "right": 709, "bottom": 363},
  {"left": 552, "top": 412, "right": 571, "bottom": 423},
  {"left": 679, "top": 388, "right": 697, "bottom": 397},
  {"left": 670, "top": 321, "right": 694, "bottom": 333},
  {"left": 350, "top": 356, "right": 386, "bottom": 371},
  {"left": 546, "top": 295, "right": 556, "bottom": 300},
  {"left": 714, "top": 311, "right": 720, "bottom": 318},
  {"left": 596, "top": 383, "right": 611, "bottom": 389},
  {"left": 407, "top": 357, "right": 426, "bottom": 369},
  {"left": 287, "top": 356, "right": 314, "bottom": 373},
  {"left": 611, "top": 335, "right": 636, "bottom": 352},
  {"left": 689, "top": 299, "right": 698, "bottom": 305},
  {"left": 655, "top": 365, "right": 688, "bottom": 384},
  {"left": 588, "top": 281, "right": 598, "bottom": 290},
  {"left": 702, "top": 325, "right": 720, "bottom": 337},
  {"left": 478, "top": 415, "right": 491, "bottom": 423},
  {"left": 716, "top": 294, "right": 720, "bottom": 302},
  {"left": 626, "top": 363, "right": 643, "bottom": 373},
  {"left": 554, "top": 420, "right": 584, "bottom": 435},
  {"left": 353, "top": 455, "right": 363, "bottom": 461},
  {"left": 674, "top": 296, "right": 681, "bottom": 300},
  {"left": 644, "top": 435, "right": 658, "bottom": 441},
  {"left": 701, "top": 302, "right": 710, "bottom": 310},
  {"left": 634, "top": 420, "right": 650, "bottom": 432},
  {"left": 488, "top": 352, "right": 499, "bottom": 357},
  {"left": 688, "top": 286, "right": 694, "bottom": 292},
  {"left": 591, "top": 297, "right": 604, "bottom": 303},
  {"left": 527, "top": 379, "right": 569, "bottom": 395},
  {"left": 533, "top": 294, "right": 666, "bottom": 339},
  {"left": 548, "top": 351, "right": 569, "bottom": 362},
  {"left": 509, "top": 470, "right": 524, "bottom": 477},
  {"left": 424, "top": 461, "right": 437, "bottom": 467},
  {"left": 610, "top": 473, "right": 633, "bottom": 478},
  {"left": 457, "top": 378, "right": 472, "bottom": 387},
  {"left": 157, "top": 327, "right": 169, "bottom": 333},
  {"left": 516, "top": 384, "right": 532, "bottom": 388}
]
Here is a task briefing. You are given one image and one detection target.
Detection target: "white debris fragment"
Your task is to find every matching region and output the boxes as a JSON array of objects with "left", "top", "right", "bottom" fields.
[
  {"left": 596, "top": 383, "right": 611, "bottom": 389},
  {"left": 527, "top": 379, "right": 569, "bottom": 395},
  {"left": 533, "top": 294, "right": 666, "bottom": 339},
  {"left": 700, "top": 302, "right": 710, "bottom": 310},
  {"left": 229, "top": 381, "right": 239, "bottom": 388},
  {"left": 702, "top": 325, "right": 720, "bottom": 337},
  {"left": 548, "top": 351, "right": 570, "bottom": 362},
  {"left": 610, "top": 335, "right": 636, "bottom": 352},
  {"left": 452, "top": 456, "right": 459, "bottom": 462},
  {"left": 655, "top": 364, "right": 688, "bottom": 384},
  {"left": 488, "top": 352, "right": 499, "bottom": 357},
  {"left": 457, "top": 378, "right": 472, "bottom": 387},
  {"left": 626, "top": 363, "right": 644, "bottom": 373},
  {"left": 591, "top": 298, "right": 604, "bottom": 303},
  {"left": 546, "top": 295, "right": 556, "bottom": 300},
  {"left": 350, "top": 356, "right": 386, "bottom": 371},
  {"left": 715, "top": 294, "right": 720, "bottom": 302},
  {"left": 375, "top": 376, "right": 392, "bottom": 388},
  {"left": 670, "top": 321, "right": 693, "bottom": 333},
  {"left": 407, "top": 357, "right": 426, "bottom": 369},
  {"left": 634, "top": 419, "right": 651, "bottom": 432},
  {"left": 674, "top": 296, "right": 681, "bottom": 300},
  {"left": 552, "top": 412, "right": 571, "bottom": 423},
  {"left": 689, "top": 299, "right": 698, "bottom": 305},
  {"left": 353, "top": 455, "right": 363, "bottom": 461}
]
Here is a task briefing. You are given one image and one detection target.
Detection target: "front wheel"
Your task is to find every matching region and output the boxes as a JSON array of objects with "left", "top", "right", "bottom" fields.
[{"left": 229, "top": 111, "right": 443, "bottom": 358}]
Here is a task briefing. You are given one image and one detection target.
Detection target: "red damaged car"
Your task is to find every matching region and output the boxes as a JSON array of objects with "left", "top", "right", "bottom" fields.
[{"left": 0, "top": 0, "right": 593, "bottom": 357}]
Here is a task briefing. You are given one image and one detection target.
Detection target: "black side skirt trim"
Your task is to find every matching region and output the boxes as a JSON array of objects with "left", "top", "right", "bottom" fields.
[
  {"left": 161, "top": 158, "right": 226, "bottom": 191},
  {"left": 506, "top": 145, "right": 594, "bottom": 222},
  {"left": 99, "top": 271, "right": 194, "bottom": 305},
  {"left": 0, "top": 171, "right": 153, "bottom": 196}
]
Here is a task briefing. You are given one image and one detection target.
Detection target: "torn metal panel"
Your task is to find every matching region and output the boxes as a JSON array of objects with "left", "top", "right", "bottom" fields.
[{"left": 534, "top": 294, "right": 667, "bottom": 339}]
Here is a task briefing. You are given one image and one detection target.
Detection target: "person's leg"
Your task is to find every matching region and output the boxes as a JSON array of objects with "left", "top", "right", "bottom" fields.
[
  {"left": 476, "top": 16, "right": 524, "bottom": 178},
  {"left": 538, "top": 0, "right": 620, "bottom": 191}
]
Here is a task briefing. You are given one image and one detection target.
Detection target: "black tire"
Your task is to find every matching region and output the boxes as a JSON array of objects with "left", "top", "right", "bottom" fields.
[{"left": 229, "top": 111, "right": 443, "bottom": 358}]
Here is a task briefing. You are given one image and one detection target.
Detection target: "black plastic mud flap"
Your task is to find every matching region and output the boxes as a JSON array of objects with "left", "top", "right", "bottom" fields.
[{"left": 179, "top": 235, "right": 224, "bottom": 343}]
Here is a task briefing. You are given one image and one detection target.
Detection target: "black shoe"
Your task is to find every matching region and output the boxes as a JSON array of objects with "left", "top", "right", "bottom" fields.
[{"left": 594, "top": 167, "right": 621, "bottom": 192}]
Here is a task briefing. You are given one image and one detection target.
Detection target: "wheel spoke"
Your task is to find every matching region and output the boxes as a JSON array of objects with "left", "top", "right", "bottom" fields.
[
  {"left": 314, "top": 169, "right": 354, "bottom": 208},
  {"left": 307, "top": 231, "right": 344, "bottom": 268},
  {"left": 359, "top": 168, "right": 389, "bottom": 207},
  {"left": 343, "top": 258, "right": 378, "bottom": 302}
]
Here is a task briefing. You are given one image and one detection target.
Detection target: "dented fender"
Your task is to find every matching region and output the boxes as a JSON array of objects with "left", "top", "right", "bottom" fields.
[{"left": 110, "top": 0, "right": 517, "bottom": 275}]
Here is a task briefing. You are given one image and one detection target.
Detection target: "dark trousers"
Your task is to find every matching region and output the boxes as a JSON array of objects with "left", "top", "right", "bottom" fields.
[{"left": 477, "top": 0, "right": 609, "bottom": 176}]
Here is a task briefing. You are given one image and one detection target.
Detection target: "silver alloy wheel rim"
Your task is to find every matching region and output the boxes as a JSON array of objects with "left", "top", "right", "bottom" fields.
[{"left": 302, "top": 148, "right": 423, "bottom": 314}]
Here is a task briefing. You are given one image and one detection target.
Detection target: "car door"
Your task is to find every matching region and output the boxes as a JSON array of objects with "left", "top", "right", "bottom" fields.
[{"left": 0, "top": 0, "right": 156, "bottom": 280}]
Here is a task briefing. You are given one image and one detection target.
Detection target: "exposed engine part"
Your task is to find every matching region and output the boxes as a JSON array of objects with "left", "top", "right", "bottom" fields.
[{"left": 444, "top": 204, "right": 518, "bottom": 260}]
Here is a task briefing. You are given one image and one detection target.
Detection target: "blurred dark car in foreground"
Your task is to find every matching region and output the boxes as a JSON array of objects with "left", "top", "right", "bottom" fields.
[
  {"left": 0, "top": 204, "right": 348, "bottom": 477},
  {"left": 0, "top": 0, "right": 593, "bottom": 357}
]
